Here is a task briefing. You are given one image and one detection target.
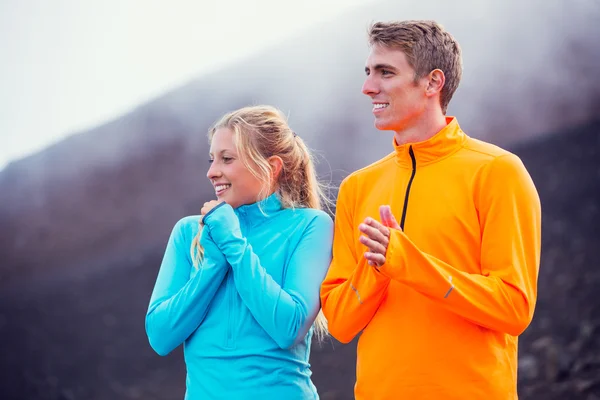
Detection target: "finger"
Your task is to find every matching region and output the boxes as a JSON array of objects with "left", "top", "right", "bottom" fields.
[
  {"left": 379, "top": 205, "right": 392, "bottom": 226},
  {"left": 359, "top": 235, "right": 388, "bottom": 255},
  {"left": 359, "top": 222, "right": 388, "bottom": 244},
  {"left": 358, "top": 223, "right": 387, "bottom": 244},
  {"left": 365, "top": 252, "right": 385, "bottom": 267},
  {"left": 201, "top": 200, "right": 220, "bottom": 214},
  {"left": 363, "top": 217, "right": 391, "bottom": 237},
  {"left": 359, "top": 235, "right": 387, "bottom": 255},
  {"left": 379, "top": 206, "right": 390, "bottom": 226},
  {"left": 380, "top": 205, "right": 401, "bottom": 230},
  {"left": 364, "top": 251, "right": 386, "bottom": 266}
]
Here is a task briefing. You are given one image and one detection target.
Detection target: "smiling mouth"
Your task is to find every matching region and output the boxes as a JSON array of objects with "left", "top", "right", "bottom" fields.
[
  {"left": 215, "top": 184, "right": 231, "bottom": 195},
  {"left": 373, "top": 103, "right": 389, "bottom": 112}
]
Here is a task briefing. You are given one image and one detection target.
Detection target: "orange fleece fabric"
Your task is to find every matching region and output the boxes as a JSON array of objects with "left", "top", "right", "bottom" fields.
[{"left": 321, "top": 117, "right": 541, "bottom": 399}]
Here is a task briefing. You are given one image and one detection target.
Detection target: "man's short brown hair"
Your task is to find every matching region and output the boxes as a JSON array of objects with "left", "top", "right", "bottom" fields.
[{"left": 368, "top": 20, "right": 462, "bottom": 113}]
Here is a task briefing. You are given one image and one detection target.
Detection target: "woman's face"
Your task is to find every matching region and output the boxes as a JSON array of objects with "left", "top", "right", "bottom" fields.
[{"left": 206, "top": 127, "right": 266, "bottom": 209}]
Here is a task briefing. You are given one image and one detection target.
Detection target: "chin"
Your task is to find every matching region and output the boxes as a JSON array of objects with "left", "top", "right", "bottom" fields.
[
  {"left": 217, "top": 194, "right": 232, "bottom": 207},
  {"left": 224, "top": 197, "right": 243, "bottom": 209},
  {"left": 375, "top": 117, "right": 406, "bottom": 132},
  {"left": 374, "top": 121, "right": 394, "bottom": 131}
]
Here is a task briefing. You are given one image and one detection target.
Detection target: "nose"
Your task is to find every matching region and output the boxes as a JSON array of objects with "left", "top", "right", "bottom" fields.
[
  {"left": 207, "top": 161, "right": 221, "bottom": 181},
  {"left": 362, "top": 75, "right": 379, "bottom": 97}
]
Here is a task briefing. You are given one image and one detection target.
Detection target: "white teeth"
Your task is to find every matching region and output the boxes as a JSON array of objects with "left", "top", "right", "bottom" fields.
[
  {"left": 215, "top": 184, "right": 231, "bottom": 192},
  {"left": 374, "top": 103, "right": 389, "bottom": 109}
]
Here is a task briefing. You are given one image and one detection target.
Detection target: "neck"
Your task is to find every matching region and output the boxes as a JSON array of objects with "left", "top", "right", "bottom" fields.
[{"left": 394, "top": 109, "right": 447, "bottom": 146}]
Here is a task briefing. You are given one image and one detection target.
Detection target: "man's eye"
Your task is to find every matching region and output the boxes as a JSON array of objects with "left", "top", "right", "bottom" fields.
[{"left": 382, "top": 70, "right": 392, "bottom": 75}]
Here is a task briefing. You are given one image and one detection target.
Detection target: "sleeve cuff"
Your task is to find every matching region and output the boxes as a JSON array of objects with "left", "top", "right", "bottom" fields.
[
  {"left": 201, "top": 201, "right": 228, "bottom": 225},
  {"left": 378, "top": 228, "right": 405, "bottom": 281}
]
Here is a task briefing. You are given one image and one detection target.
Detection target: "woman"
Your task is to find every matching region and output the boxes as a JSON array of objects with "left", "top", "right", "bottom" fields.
[{"left": 145, "top": 105, "right": 333, "bottom": 399}]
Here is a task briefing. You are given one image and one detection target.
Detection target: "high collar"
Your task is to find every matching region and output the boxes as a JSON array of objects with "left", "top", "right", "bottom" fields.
[
  {"left": 393, "top": 117, "right": 466, "bottom": 168},
  {"left": 234, "top": 192, "right": 282, "bottom": 224}
]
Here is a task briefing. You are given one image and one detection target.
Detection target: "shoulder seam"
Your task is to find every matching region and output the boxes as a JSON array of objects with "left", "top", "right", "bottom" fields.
[
  {"left": 346, "top": 152, "right": 396, "bottom": 178},
  {"left": 461, "top": 139, "right": 514, "bottom": 159}
]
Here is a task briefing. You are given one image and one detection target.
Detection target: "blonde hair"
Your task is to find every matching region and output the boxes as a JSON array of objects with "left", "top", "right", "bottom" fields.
[
  {"left": 190, "top": 105, "right": 329, "bottom": 341},
  {"left": 368, "top": 20, "right": 463, "bottom": 113}
]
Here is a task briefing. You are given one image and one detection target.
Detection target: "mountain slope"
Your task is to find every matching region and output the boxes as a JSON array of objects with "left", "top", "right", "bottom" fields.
[
  {"left": 0, "top": 120, "right": 597, "bottom": 400},
  {"left": 1, "top": 0, "right": 599, "bottom": 286}
]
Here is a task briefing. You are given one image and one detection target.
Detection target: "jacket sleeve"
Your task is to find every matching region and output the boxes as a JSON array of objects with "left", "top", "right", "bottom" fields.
[
  {"left": 320, "top": 177, "right": 391, "bottom": 344},
  {"left": 203, "top": 204, "right": 333, "bottom": 349},
  {"left": 379, "top": 154, "right": 541, "bottom": 336},
  {"left": 145, "top": 218, "right": 229, "bottom": 356}
]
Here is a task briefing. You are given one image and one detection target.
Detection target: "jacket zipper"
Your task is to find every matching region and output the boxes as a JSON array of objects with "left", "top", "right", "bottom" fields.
[{"left": 399, "top": 146, "right": 416, "bottom": 230}]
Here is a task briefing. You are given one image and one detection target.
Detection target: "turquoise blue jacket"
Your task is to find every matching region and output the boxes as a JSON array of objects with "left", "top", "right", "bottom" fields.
[{"left": 145, "top": 194, "right": 334, "bottom": 399}]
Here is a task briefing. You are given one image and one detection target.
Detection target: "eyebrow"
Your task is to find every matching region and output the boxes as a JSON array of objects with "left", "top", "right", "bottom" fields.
[
  {"left": 208, "top": 149, "right": 234, "bottom": 157},
  {"left": 365, "top": 63, "right": 398, "bottom": 74}
]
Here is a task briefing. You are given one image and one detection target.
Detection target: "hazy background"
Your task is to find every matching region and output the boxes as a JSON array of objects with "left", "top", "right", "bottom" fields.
[{"left": 1, "top": 0, "right": 599, "bottom": 399}]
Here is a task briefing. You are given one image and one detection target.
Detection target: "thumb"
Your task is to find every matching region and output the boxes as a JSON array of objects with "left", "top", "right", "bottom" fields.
[{"left": 380, "top": 205, "right": 401, "bottom": 230}]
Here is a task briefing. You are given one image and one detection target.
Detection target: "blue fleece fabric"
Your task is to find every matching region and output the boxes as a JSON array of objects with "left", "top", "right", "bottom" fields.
[{"left": 145, "top": 194, "right": 334, "bottom": 399}]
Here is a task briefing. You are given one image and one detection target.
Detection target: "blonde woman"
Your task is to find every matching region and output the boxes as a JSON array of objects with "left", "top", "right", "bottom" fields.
[{"left": 145, "top": 105, "right": 333, "bottom": 399}]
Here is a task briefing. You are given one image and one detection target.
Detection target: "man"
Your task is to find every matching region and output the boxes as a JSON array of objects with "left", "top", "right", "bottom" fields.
[{"left": 320, "top": 20, "right": 541, "bottom": 399}]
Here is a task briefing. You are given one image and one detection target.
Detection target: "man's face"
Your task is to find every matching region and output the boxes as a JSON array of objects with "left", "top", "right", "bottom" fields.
[{"left": 362, "top": 44, "right": 428, "bottom": 133}]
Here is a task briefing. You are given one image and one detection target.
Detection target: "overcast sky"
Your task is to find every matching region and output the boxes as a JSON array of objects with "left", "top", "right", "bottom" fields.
[{"left": 0, "top": 0, "right": 376, "bottom": 170}]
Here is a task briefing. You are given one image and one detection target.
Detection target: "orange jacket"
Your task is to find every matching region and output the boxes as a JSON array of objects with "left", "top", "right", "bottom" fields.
[{"left": 321, "top": 117, "right": 541, "bottom": 399}]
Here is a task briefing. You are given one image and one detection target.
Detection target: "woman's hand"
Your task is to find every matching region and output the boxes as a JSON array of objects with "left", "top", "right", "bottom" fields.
[{"left": 200, "top": 200, "right": 224, "bottom": 225}]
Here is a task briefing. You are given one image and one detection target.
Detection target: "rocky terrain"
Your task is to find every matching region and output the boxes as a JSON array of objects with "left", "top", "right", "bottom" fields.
[{"left": 0, "top": 120, "right": 598, "bottom": 399}]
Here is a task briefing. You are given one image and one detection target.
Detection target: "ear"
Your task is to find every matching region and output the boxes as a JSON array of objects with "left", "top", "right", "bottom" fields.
[
  {"left": 425, "top": 69, "right": 445, "bottom": 97},
  {"left": 268, "top": 156, "right": 284, "bottom": 182}
]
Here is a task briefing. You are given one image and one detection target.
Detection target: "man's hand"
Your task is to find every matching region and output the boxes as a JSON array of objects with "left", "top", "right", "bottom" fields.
[
  {"left": 359, "top": 217, "right": 389, "bottom": 267},
  {"left": 199, "top": 200, "right": 224, "bottom": 225},
  {"left": 358, "top": 205, "right": 401, "bottom": 267},
  {"left": 379, "top": 205, "right": 400, "bottom": 230}
]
